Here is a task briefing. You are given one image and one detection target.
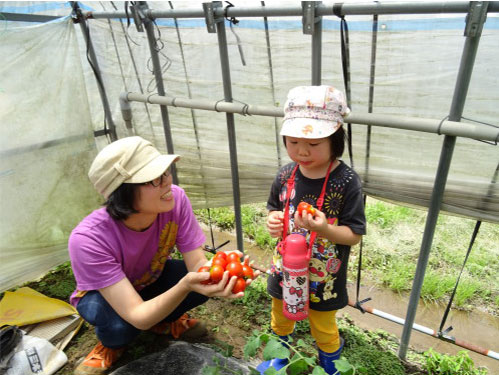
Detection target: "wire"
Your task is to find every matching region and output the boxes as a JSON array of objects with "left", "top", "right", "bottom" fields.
[
  {"left": 146, "top": 19, "right": 172, "bottom": 93},
  {"left": 72, "top": 2, "right": 111, "bottom": 143},
  {"left": 124, "top": 1, "right": 140, "bottom": 46},
  {"left": 224, "top": 1, "right": 246, "bottom": 66}
]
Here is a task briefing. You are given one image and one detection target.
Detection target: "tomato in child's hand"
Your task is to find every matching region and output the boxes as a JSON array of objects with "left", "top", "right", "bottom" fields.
[
  {"left": 198, "top": 266, "right": 211, "bottom": 285},
  {"left": 226, "top": 261, "right": 243, "bottom": 278},
  {"left": 297, "top": 201, "right": 316, "bottom": 216},
  {"left": 226, "top": 252, "right": 241, "bottom": 263},
  {"left": 242, "top": 264, "right": 254, "bottom": 280},
  {"left": 209, "top": 264, "right": 225, "bottom": 283},
  {"left": 212, "top": 257, "right": 227, "bottom": 269},
  {"left": 232, "top": 277, "right": 246, "bottom": 294}
]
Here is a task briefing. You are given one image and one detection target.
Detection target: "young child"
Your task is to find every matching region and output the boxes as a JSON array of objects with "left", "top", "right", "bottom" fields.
[{"left": 257, "top": 85, "right": 366, "bottom": 375}]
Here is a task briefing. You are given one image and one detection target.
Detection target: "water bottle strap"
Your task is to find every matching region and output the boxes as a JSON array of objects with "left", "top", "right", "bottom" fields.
[
  {"left": 282, "top": 164, "right": 299, "bottom": 241},
  {"left": 282, "top": 160, "right": 334, "bottom": 255}
]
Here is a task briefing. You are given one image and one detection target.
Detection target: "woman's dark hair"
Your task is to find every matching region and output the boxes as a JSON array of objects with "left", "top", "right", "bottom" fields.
[
  {"left": 282, "top": 126, "right": 346, "bottom": 160},
  {"left": 105, "top": 183, "right": 139, "bottom": 220}
]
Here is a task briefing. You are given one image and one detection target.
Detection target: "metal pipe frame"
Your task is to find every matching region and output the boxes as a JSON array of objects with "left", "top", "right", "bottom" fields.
[
  {"left": 261, "top": 1, "right": 282, "bottom": 168},
  {"left": 81, "top": 0, "right": 499, "bottom": 361},
  {"left": 309, "top": 1, "right": 322, "bottom": 85},
  {"left": 398, "top": 1, "right": 489, "bottom": 361},
  {"left": 84, "top": 2, "right": 499, "bottom": 19},
  {"left": 213, "top": 2, "right": 244, "bottom": 252},
  {"left": 1, "top": 12, "right": 59, "bottom": 22},
  {"left": 346, "top": 300, "right": 499, "bottom": 361},
  {"left": 138, "top": 2, "right": 179, "bottom": 185},
  {"left": 122, "top": 92, "right": 499, "bottom": 143}
]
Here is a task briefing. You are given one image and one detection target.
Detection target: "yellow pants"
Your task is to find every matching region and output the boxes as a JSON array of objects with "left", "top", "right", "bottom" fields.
[{"left": 271, "top": 297, "right": 340, "bottom": 353}]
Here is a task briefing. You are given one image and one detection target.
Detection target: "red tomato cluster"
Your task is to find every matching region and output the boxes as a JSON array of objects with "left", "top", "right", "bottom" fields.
[
  {"left": 297, "top": 201, "right": 316, "bottom": 216},
  {"left": 198, "top": 251, "right": 254, "bottom": 294}
]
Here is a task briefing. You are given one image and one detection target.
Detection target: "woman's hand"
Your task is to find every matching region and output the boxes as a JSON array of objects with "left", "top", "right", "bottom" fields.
[
  {"left": 267, "top": 211, "right": 284, "bottom": 238},
  {"left": 294, "top": 208, "right": 328, "bottom": 236},
  {"left": 183, "top": 271, "right": 247, "bottom": 299},
  {"left": 185, "top": 251, "right": 261, "bottom": 299}
]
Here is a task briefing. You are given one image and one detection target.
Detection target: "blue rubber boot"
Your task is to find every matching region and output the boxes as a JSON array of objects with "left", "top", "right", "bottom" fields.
[
  {"left": 318, "top": 337, "right": 345, "bottom": 375},
  {"left": 256, "top": 333, "right": 290, "bottom": 374}
]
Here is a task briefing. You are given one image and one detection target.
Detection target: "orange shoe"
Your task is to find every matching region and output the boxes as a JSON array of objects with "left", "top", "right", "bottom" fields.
[
  {"left": 74, "top": 342, "right": 124, "bottom": 375},
  {"left": 150, "top": 313, "right": 207, "bottom": 339}
]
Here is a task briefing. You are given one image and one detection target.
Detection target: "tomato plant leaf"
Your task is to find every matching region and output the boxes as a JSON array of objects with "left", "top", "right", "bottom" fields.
[
  {"left": 263, "top": 367, "right": 278, "bottom": 375},
  {"left": 288, "top": 358, "right": 309, "bottom": 375},
  {"left": 260, "top": 333, "right": 271, "bottom": 343},
  {"left": 296, "top": 339, "right": 307, "bottom": 348},
  {"left": 304, "top": 356, "right": 316, "bottom": 366},
  {"left": 263, "top": 339, "right": 290, "bottom": 360},
  {"left": 244, "top": 336, "right": 261, "bottom": 359},
  {"left": 311, "top": 366, "right": 328, "bottom": 375},
  {"left": 334, "top": 359, "right": 354, "bottom": 374}
]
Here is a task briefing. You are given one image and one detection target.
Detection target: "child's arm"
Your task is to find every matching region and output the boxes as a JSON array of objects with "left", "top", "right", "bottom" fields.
[
  {"left": 294, "top": 209, "right": 361, "bottom": 246},
  {"left": 267, "top": 210, "right": 284, "bottom": 238}
]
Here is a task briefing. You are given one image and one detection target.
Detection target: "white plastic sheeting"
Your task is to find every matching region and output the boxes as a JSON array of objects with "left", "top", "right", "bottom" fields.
[
  {"left": 76, "top": 2, "right": 499, "bottom": 219},
  {"left": 0, "top": 16, "right": 100, "bottom": 291},
  {"left": 0, "top": 2, "right": 498, "bottom": 291}
]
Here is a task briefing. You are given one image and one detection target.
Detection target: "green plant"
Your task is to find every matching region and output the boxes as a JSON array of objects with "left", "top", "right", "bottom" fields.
[
  {"left": 230, "top": 278, "right": 271, "bottom": 326},
  {"left": 23, "top": 261, "right": 75, "bottom": 300},
  {"left": 338, "top": 318, "right": 406, "bottom": 375},
  {"left": 195, "top": 205, "right": 278, "bottom": 251},
  {"left": 379, "top": 260, "right": 414, "bottom": 293},
  {"left": 244, "top": 330, "right": 365, "bottom": 375},
  {"left": 202, "top": 344, "right": 246, "bottom": 375},
  {"left": 423, "top": 348, "right": 488, "bottom": 375}
]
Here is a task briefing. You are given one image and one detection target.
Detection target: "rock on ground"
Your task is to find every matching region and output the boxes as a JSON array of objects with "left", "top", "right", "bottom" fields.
[{"left": 110, "top": 341, "right": 257, "bottom": 375}]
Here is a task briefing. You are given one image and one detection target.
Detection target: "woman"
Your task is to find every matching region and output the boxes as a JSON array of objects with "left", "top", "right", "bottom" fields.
[{"left": 69, "top": 136, "right": 253, "bottom": 375}]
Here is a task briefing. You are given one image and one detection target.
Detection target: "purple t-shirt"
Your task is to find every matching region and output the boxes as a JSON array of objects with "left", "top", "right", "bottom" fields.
[{"left": 68, "top": 185, "right": 205, "bottom": 307}]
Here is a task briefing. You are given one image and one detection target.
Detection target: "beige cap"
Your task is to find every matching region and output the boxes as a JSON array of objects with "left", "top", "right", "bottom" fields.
[{"left": 88, "top": 136, "right": 179, "bottom": 199}]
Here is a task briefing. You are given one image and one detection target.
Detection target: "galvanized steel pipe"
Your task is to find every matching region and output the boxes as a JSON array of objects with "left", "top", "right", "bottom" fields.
[
  {"left": 84, "top": 2, "right": 499, "bottom": 19},
  {"left": 122, "top": 92, "right": 499, "bottom": 143}
]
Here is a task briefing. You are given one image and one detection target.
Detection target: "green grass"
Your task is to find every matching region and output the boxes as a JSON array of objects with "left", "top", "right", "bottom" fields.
[
  {"left": 339, "top": 316, "right": 407, "bottom": 375},
  {"left": 423, "top": 348, "right": 489, "bottom": 375},
  {"left": 195, "top": 204, "right": 278, "bottom": 251},
  {"left": 22, "top": 262, "right": 75, "bottom": 301}
]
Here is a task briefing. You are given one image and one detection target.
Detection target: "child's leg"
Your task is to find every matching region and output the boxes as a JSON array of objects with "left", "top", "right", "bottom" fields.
[
  {"left": 308, "top": 309, "right": 340, "bottom": 352},
  {"left": 271, "top": 297, "right": 296, "bottom": 336},
  {"left": 257, "top": 298, "right": 295, "bottom": 374}
]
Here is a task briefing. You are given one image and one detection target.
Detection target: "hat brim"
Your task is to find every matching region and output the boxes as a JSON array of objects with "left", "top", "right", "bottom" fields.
[
  {"left": 280, "top": 118, "right": 342, "bottom": 139},
  {"left": 125, "top": 154, "right": 180, "bottom": 184}
]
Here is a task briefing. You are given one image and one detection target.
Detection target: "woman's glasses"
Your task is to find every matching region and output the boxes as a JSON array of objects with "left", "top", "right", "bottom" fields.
[{"left": 143, "top": 169, "right": 171, "bottom": 187}]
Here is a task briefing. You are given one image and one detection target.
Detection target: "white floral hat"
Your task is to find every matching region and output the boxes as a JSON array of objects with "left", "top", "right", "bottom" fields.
[{"left": 280, "top": 85, "right": 350, "bottom": 139}]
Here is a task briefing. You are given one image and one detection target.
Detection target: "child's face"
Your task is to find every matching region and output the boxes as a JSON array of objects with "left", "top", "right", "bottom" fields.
[{"left": 285, "top": 136, "right": 333, "bottom": 175}]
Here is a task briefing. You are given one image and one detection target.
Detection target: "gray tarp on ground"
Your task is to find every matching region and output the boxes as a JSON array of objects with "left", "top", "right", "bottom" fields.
[{"left": 110, "top": 341, "right": 256, "bottom": 375}]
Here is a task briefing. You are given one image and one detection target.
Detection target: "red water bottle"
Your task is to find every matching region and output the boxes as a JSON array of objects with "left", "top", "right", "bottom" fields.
[{"left": 281, "top": 234, "right": 311, "bottom": 321}]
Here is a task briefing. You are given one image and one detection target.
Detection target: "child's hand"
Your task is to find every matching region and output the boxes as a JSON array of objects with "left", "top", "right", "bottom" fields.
[
  {"left": 267, "top": 211, "right": 284, "bottom": 238},
  {"left": 294, "top": 208, "right": 328, "bottom": 235}
]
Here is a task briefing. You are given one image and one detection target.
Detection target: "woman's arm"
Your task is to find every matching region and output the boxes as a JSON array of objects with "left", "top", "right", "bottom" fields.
[
  {"left": 99, "top": 248, "right": 242, "bottom": 330},
  {"left": 99, "top": 276, "right": 194, "bottom": 330}
]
